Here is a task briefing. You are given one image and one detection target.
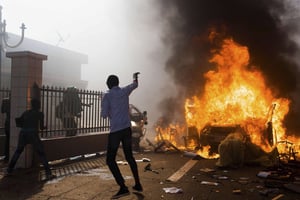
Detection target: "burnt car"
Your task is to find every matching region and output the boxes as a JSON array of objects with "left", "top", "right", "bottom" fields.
[
  {"left": 130, "top": 104, "right": 148, "bottom": 151},
  {"left": 198, "top": 124, "right": 244, "bottom": 155}
]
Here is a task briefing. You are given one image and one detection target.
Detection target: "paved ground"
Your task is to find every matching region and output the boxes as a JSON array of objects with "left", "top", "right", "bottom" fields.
[{"left": 0, "top": 147, "right": 299, "bottom": 200}]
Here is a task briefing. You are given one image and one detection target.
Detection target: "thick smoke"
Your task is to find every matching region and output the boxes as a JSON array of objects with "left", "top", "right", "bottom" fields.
[{"left": 157, "top": 0, "right": 300, "bottom": 134}]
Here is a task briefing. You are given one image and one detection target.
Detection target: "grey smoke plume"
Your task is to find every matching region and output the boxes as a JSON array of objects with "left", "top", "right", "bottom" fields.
[{"left": 157, "top": 0, "right": 300, "bottom": 134}]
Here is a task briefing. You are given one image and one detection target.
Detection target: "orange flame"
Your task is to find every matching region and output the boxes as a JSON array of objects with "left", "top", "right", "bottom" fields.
[
  {"left": 155, "top": 36, "right": 299, "bottom": 160},
  {"left": 155, "top": 123, "right": 186, "bottom": 150},
  {"left": 185, "top": 38, "right": 290, "bottom": 153}
]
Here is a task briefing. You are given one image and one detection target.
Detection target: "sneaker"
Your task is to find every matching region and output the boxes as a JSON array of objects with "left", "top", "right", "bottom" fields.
[
  {"left": 111, "top": 187, "right": 130, "bottom": 199},
  {"left": 132, "top": 183, "right": 143, "bottom": 192}
]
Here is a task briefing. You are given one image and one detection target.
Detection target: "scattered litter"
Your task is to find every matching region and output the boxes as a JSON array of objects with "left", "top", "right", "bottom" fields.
[
  {"left": 200, "top": 181, "right": 219, "bottom": 186},
  {"left": 144, "top": 163, "right": 159, "bottom": 174},
  {"left": 272, "top": 194, "right": 284, "bottom": 200},
  {"left": 257, "top": 171, "right": 271, "bottom": 178},
  {"left": 218, "top": 176, "right": 228, "bottom": 180},
  {"left": 257, "top": 169, "right": 293, "bottom": 181},
  {"left": 212, "top": 175, "right": 228, "bottom": 180},
  {"left": 200, "top": 168, "right": 216, "bottom": 173},
  {"left": 238, "top": 177, "right": 249, "bottom": 184},
  {"left": 116, "top": 161, "right": 128, "bottom": 165},
  {"left": 232, "top": 189, "right": 241, "bottom": 194},
  {"left": 256, "top": 185, "right": 264, "bottom": 189},
  {"left": 163, "top": 187, "right": 183, "bottom": 194},
  {"left": 136, "top": 158, "right": 151, "bottom": 162}
]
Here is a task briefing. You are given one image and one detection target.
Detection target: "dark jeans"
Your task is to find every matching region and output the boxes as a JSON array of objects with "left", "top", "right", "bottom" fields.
[
  {"left": 4, "top": 121, "right": 10, "bottom": 160},
  {"left": 106, "top": 127, "right": 140, "bottom": 187},
  {"left": 63, "top": 117, "right": 77, "bottom": 136},
  {"left": 8, "top": 129, "right": 51, "bottom": 174}
]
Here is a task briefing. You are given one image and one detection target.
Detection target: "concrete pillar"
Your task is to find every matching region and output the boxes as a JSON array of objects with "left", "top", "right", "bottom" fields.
[{"left": 6, "top": 51, "right": 47, "bottom": 168}]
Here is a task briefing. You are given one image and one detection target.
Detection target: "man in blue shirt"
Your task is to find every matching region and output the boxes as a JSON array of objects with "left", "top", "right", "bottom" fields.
[{"left": 101, "top": 73, "right": 143, "bottom": 199}]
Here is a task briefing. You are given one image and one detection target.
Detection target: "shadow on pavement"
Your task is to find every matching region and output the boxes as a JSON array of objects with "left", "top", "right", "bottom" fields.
[
  {"left": 0, "top": 154, "right": 107, "bottom": 199},
  {"left": 0, "top": 166, "right": 45, "bottom": 199}
]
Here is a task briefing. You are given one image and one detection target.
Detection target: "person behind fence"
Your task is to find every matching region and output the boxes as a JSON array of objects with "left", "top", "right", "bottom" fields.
[
  {"left": 63, "top": 87, "right": 81, "bottom": 136},
  {"left": 6, "top": 99, "right": 55, "bottom": 180},
  {"left": 101, "top": 72, "right": 143, "bottom": 199},
  {"left": 55, "top": 87, "right": 91, "bottom": 137},
  {"left": 1, "top": 96, "right": 10, "bottom": 162}
]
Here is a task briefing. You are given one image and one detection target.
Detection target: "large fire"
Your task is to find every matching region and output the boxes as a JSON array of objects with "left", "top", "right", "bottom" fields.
[{"left": 156, "top": 36, "right": 300, "bottom": 160}]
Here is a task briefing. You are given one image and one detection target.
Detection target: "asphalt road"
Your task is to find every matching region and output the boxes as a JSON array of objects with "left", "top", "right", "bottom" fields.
[{"left": 0, "top": 148, "right": 299, "bottom": 200}]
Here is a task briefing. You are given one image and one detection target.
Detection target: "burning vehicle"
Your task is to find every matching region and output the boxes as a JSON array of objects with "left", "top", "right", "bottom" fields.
[
  {"left": 154, "top": 36, "right": 300, "bottom": 165},
  {"left": 198, "top": 124, "right": 246, "bottom": 155},
  {"left": 130, "top": 104, "right": 148, "bottom": 151},
  {"left": 191, "top": 104, "right": 276, "bottom": 156},
  {"left": 150, "top": 0, "right": 300, "bottom": 170}
]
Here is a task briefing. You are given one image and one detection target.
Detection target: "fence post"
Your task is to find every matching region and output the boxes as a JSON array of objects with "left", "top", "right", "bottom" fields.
[{"left": 6, "top": 51, "right": 47, "bottom": 168}]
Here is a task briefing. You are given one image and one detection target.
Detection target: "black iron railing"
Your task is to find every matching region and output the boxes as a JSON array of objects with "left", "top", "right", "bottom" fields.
[{"left": 40, "top": 86, "right": 110, "bottom": 138}]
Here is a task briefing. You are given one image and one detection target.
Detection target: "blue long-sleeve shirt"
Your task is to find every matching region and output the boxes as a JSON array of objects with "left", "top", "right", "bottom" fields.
[{"left": 101, "top": 81, "right": 138, "bottom": 133}]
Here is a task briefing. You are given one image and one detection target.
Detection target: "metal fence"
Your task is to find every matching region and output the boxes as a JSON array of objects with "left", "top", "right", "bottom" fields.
[
  {"left": 0, "top": 86, "right": 108, "bottom": 138},
  {"left": 40, "top": 86, "right": 110, "bottom": 138}
]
